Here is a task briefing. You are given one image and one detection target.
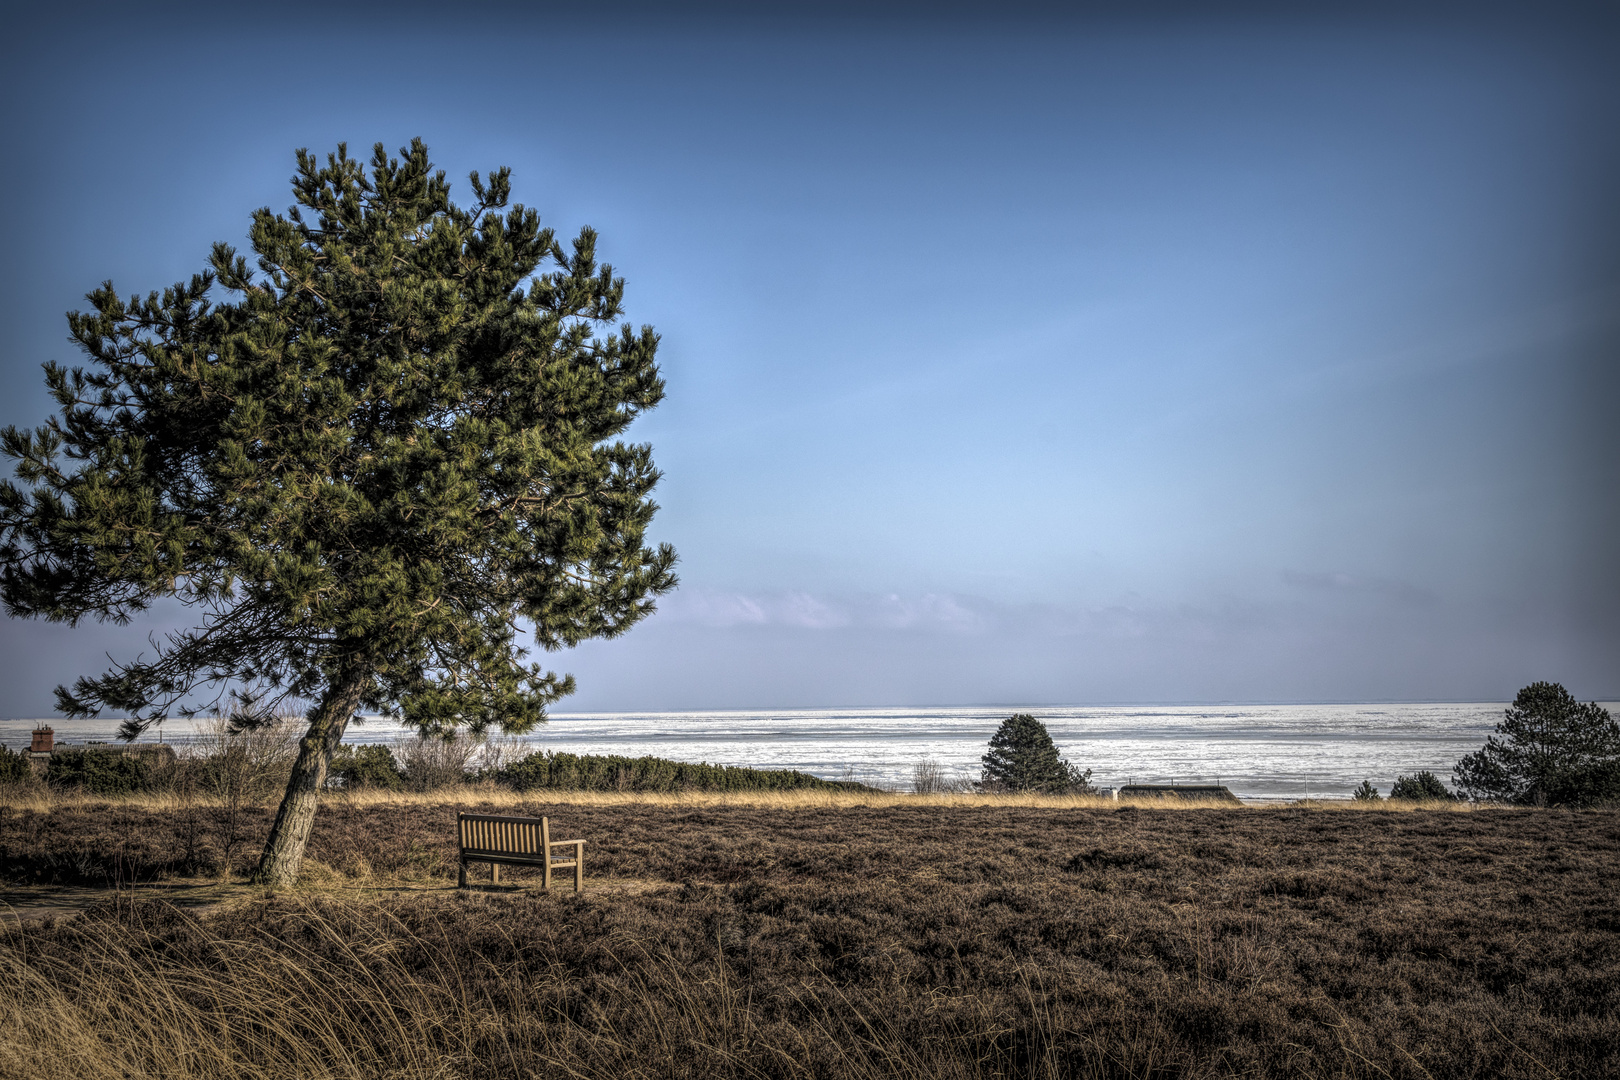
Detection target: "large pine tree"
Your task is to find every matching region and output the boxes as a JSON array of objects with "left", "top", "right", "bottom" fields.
[
  {"left": 980, "top": 713, "right": 1092, "bottom": 794},
  {"left": 1453, "top": 682, "right": 1620, "bottom": 807},
  {"left": 0, "top": 140, "right": 677, "bottom": 884}
]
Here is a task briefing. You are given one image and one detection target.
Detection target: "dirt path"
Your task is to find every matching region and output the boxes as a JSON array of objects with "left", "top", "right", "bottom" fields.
[
  {"left": 0, "top": 875, "right": 672, "bottom": 924},
  {"left": 0, "top": 880, "right": 246, "bottom": 924}
]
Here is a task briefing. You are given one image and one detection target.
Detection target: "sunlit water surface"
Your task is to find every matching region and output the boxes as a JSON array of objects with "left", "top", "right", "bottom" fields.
[{"left": 4, "top": 702, "right": 1587, "bottom": 800}]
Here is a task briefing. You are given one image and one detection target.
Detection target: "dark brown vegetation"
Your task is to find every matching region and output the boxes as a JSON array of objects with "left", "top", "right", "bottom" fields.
[{"left": 3, "top": 799, "right": 1618, "bottom": 1079}]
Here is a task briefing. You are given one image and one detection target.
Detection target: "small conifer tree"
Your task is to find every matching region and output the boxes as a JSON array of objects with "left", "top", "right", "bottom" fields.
[
  {"left": 0, "top": 140, "right": 676, "bottom": 884},
  {"left": 1453, "top": 683, "right": 1620, "bottom": 807},
  {"left": 980, "top": 713, "right": 1092, "bottom": 793},
  {"left": 1351, "top": 779, "right": 1382, "bottom": 802},
  {"left": 1389, "top": 770, "right": 1454, "bottom": 801}
]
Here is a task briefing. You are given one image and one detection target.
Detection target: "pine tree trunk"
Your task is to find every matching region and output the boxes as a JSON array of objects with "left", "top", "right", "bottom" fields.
[{"left": 254, "top": 667, "right": 373, "bottom": 888}]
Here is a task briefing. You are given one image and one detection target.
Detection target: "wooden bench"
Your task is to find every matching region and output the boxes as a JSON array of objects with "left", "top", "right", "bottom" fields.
[{"left": 456, "top": 812, "right": 586, "bottom": 892}]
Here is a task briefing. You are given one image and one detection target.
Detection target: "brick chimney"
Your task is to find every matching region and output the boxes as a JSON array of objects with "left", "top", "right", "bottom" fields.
[{"left": 30, "top": 726, "right": 54, "bottom": 753}]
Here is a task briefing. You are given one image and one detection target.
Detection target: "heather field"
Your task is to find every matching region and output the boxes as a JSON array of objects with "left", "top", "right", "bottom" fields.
[{"left": 2, "top": 792, "right": 1617, "bottom": 1079}]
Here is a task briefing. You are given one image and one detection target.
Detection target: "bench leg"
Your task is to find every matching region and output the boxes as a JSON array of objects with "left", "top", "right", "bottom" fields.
[
  {"left": 492, "top": 862, "right": 500, "bottom": 885},
  {"left": 574, "top": 849, "right": 583, "bottom": 893},
  {"left": 458, "top": 859, "right": 466, "bottom": 889}
]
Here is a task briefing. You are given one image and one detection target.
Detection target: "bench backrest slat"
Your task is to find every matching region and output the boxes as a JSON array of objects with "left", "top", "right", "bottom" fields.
[{"left": 458, "top": 812, "right": 553, "bottom": 857}]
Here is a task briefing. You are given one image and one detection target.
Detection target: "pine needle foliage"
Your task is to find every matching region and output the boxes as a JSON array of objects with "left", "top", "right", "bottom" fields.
[
  {"left": 979, "top": 713, "right": 1093, "bottom": 794},
  {"left": 1453, "top": 682, "right": 1620, "bottom": 807},
  {"left": 0, "top": 139, "right": 677, "bottom": 882},
  {"left": 1351, "top": 780, "right": 1382, "bottom": 802}
]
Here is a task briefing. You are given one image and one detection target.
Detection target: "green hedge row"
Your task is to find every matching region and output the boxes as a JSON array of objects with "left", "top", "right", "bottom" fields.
[
  {"left": 11, "top": 742, "right": 868, "bottom": 796},
  {"left": 45, "top": 748, "right": 168, "bottom": 795},
  {"left": 0, "top": 745, "right": 35, "bottom": 784},
  {"left": 494, "top": 750, "right": 867, "bottom": 793}
]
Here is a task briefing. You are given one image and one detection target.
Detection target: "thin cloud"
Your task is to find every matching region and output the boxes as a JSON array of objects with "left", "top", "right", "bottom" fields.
[
  {"left": 659, "top": 589, "right": 981, "bottom": 632},
  {"left": 1281, "top": 571, "right": 1440, "bottom": 607}
]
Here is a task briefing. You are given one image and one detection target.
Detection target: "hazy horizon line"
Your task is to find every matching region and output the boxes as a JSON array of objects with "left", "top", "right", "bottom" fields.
[{"left": 9, "top": 694, "right": 1620, "bottom": 728}]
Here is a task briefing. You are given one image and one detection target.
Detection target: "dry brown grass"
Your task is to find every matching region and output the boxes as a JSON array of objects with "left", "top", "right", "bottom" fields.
[
  {"left": 1, "top": 895, "right": 1131, "bottom": 1080},
  {"left": 2, "top": 796, "right": 1614, "bottom": 1079},
  {"left": 0, "top": 780, "right": 1484, "bottom": 814}
]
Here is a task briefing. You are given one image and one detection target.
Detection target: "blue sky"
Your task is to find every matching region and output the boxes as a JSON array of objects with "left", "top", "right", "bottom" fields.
[{"left": 1, "top": 3, "right": 1615, "bottom": 714}]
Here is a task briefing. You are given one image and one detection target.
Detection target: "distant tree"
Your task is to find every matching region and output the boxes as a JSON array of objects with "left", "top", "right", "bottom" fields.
[
  {"left": 1351, "top": 779, "right": 1382, "bottom": 802},
  {"left": 1389, "top": 770, "right": 1454, "bottom": 802},
  {"left": 980, "top": 713, "right": 1093, "bottom": 793},
  {"left": 1453, "top": 683, "right": 1620, "bottom": 807},
  {"left": 0, "top": 140, "right": 676, "bottom": 885}
]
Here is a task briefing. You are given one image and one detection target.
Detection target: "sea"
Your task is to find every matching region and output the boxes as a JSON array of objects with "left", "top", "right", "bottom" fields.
[{"left": 4, "top": 701, "right": 1594, "bottom": 801}]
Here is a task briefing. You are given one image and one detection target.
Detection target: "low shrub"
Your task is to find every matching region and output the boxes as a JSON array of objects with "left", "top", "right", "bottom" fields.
[
  {"left": 329, "top": 744, "right": 404, "bottom": 791},
  {"left": 47, "top": 748, "right": 162, "bottom": 796},
  {"left": 0, "top": 745, "right": 35, "bottom": 785},
  {"left": 911, "top": 758, "right": 969, "bottom": 794},
  {"left": 398, "top": 736, "right": 479, "bottom": 792},
  {"left": 192, "top": 719, "right": 298, "bottom": 805},
  {"left": 1351, "top": 779, "right": 1382, "bottom": 801}
]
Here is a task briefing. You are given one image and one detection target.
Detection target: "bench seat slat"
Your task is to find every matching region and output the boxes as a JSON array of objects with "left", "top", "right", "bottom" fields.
[{"left": 460, "top": 849, "right": 580, "bottom": 864}]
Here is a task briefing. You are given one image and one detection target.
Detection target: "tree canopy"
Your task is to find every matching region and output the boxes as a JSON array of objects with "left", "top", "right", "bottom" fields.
[
  {"left": 1452, "top": 683, "right": 1620, "bottom": 807},
  {"left": 0, "top": 139, "right": 677, "bottom": 882},
  {"left": 980, "top": 713, "right": 1092, "bottom": 794}
]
